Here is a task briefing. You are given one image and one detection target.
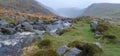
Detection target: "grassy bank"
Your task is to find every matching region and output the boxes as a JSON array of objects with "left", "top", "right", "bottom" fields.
[
  {"left": 44, "top": 21, "right": 120, "bottom": 56},
  {"left": 22, "top": 19, "right": 120, "bottom": 56}
]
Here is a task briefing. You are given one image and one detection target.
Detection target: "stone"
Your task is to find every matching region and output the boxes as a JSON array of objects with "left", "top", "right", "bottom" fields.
[
  {"left": 64, "top": 48, "right": 82, "bottom": 56},
  {"left": 19, "top": 16, "right": 26, "bottom": 22},
  {"left": 93, "top": 42, "right": 102, "bottom": 48},
  {"left": 90, "top": 21, "right": 98, "bottom": 32},
  {"left": 57, "top": 45, "right": 69, "bottom": 56},
  {"left": 0, "top": 32, "right": 43, "bottom": 56},
  {"left": 33, "top": 25, "right": 45, "bottom": 30},
  {"left": 21, "top": 22, "right": 33, "bottom": 31},
  {"left": 94, "top": 31, "right": 101, "bottom": 38},
  {"left": 34, "top": 30, "right": 45, "bottom": 39},
  {"left": 0, "top": 20, "right": 9, "bottom": 26}
]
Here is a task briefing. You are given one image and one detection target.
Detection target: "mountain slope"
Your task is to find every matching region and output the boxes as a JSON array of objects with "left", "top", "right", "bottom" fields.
[
  {"left": 0, "top": 0, "right": 54, "bottom": 15},
  {"left": 82, "top": 3, "right": 120, "bottom": 18}
]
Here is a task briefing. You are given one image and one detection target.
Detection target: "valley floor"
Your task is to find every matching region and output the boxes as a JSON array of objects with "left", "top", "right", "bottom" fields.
[{"left": 44, "top": 22, "right": 120, "bottom": 56}]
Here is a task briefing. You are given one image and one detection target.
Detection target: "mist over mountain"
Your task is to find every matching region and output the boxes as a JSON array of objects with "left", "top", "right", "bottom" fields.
[
  {"left": 53, "top": 3, "right": 120, "bottom": 18},
  {"left": 0, "top": 0, "right": 54, "bottom": 15},
  {"left": 54, "top": 8, "right": 84, "bottom": 18},
  {"left": 82, "top": 3, "right": 120, "bottom": 18}
]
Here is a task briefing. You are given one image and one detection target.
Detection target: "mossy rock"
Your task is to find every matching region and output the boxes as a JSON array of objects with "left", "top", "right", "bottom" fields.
[{"left": 68, "top": 40, "right": 103, "bottom": 56}]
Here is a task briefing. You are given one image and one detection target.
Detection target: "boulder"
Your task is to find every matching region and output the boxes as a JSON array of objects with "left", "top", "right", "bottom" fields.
[
  {"left": 33, "top": 25, "right": 45, "bottom": 31},
  {"left": 64, "top": 48, "right": 82, "bottom": 56},
  {"left": 0, "top": 20, "right": 9, "bottom": 26},
  {"left": 90, "top": 21, "right": 98, "bottom": 32},
  {"left": 0, "top": 32, "right": 43, "bottom": 56},
  {"left": 57, "top": 45, "right": 69, "bottom": 56},
  {"left": 21, "top": 22, "right": 33, "bottom": 31}
]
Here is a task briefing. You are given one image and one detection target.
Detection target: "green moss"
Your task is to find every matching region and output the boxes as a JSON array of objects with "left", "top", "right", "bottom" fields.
[
  {"left": 33, "top": 49, "right": 58, "bottom": 56},
  {"left": 37, "top": 39, "right": 52, "bottom": 49},
  {"left": 96, "top": 23, "right": 109, "bottom": 32},
  {"left": 43, "top": 19, "right": 54, "bottom": 24},
  {"left": 101, "top": 35, "right": 117, "bottom": 43}
]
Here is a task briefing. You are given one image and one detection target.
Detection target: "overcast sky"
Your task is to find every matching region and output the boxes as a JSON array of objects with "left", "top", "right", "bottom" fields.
[{"left": 35, "top": 0, "right": 120, "bottom": 9}]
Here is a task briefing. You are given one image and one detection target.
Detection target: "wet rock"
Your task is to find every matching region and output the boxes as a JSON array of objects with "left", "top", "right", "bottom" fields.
[
  {"left": 64, "top": 48, "right": 82, "bottom": 56},
  {"left": 57, "top": 45, "right": 69, "bottom": 56}
]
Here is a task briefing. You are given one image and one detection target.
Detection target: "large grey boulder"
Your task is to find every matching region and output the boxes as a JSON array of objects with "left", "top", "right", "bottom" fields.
[
  {"left": 64, "top": 48, "right": 82, "bottom": 56},
  {"left": 90, "top": 21, "right": 98, "bottom": 32},
  {"left": 57, "top": 45, "right": 69, "bottom": 56},
  {"left": 21, "top": 22, "right": 33, "bottom": 31}
]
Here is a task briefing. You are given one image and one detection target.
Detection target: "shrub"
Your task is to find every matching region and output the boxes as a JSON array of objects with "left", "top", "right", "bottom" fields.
[
  {"left": 96, "top": 23, "right": 109, "bottom": 32},
  {"left": 68, "top": 40, "right": 103, "bottom": 56},
  {"left": 101, "top": 35, "right": 117, "bottom": 43},
  {"left": 33, "top": 49, "right": 58, "bottom": 56},
  {"left": 68, "top": 40, "right": 86, "bottom": 50},
  {"left": 37, "top": 39, "right": 52, "bottom": 49},
  {"left": 81, "top": 43, "right": 103, "bottom": 56},
  {"left": 43, "top": 20, "right": 54, "bottom": 24}
]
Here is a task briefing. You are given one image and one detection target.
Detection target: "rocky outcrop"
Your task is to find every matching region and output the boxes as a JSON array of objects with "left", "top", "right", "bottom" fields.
[
  {"left": 57, "top": 45, "right": 82, "bottom": 56},
  {"left": 0, "top": 32, "right": 43, "bottom": 56},
  {"left": 0, "top": 18, "right": 73, "bottom": 56}
]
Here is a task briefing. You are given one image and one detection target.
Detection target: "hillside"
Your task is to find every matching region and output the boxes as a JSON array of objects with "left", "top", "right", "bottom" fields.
[
  {"left": 82, "top": 3, "right": 120, "bottom": 18},
  {"left": 0, "top": 0, "right": 54, "bottom": 15}
]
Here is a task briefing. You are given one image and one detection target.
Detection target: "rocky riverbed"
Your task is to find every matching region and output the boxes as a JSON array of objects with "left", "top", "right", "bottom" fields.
[{"left": 0, "top": 18, "right": 73, "bottom": 56}]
